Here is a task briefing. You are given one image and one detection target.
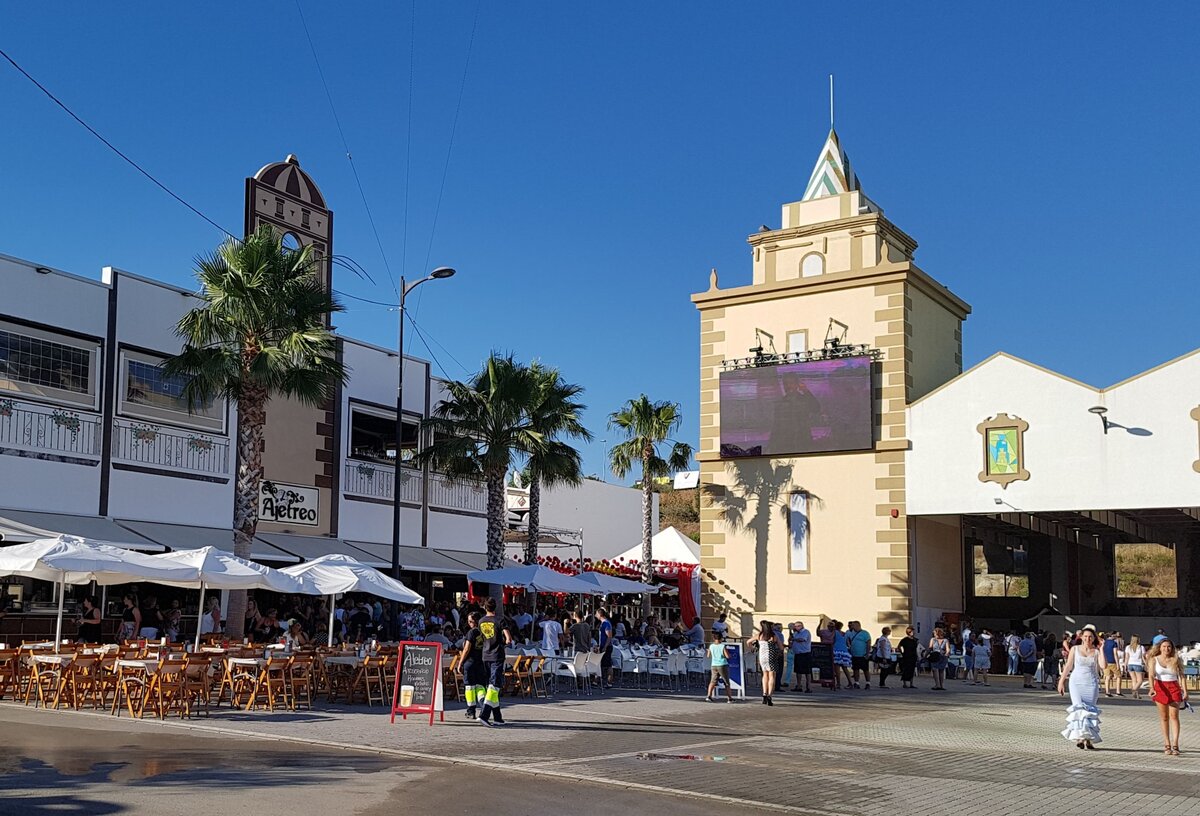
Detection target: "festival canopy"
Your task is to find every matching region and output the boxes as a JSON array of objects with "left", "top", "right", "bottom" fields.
[
  {"left": 149, "top": 546, "right": 316, "bottom": 648},
  {"left": 467, "top": 564, "right": 607, "bottom": 595},
  {"left": 0, "top": 535, "right": 199, "bottom": 650},
  {"left": 613, "top": 526, "right": 700, "bottom": 566},
  {"left": 574, "top": 571, "right": 663, "bottom": 595}
]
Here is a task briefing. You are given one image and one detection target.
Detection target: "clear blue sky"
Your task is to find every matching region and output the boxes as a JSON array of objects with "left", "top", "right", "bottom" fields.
[{"left": 4, "top": 4, "right": 1198, "bottom": 478}]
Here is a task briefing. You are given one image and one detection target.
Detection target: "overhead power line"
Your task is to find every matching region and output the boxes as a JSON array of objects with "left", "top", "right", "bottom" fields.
[
  {"left": 0, "top": 46, "right": 235, "bottom": 239},
  {"left": 414, "top": 0, "right": 482, "bottom": 316},
  {"left": 294, "top": 0, "right": 400, "bottom": 298}
]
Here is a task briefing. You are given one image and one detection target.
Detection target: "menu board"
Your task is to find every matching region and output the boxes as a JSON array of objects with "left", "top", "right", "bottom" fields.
[{"left": 391, "top": 641, "right": 443, "bottom": 725}]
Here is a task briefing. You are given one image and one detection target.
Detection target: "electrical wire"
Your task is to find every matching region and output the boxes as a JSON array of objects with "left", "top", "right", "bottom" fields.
[
  {"left": 405, "top": 312, "right": 470, "bottom": 375},
  {"left": 404, "top": 313, "right": 451, "bottom": 380},
  {"left": 0, "top": 46, "right": 235, "bottom": 239},
  {"left": 295, "top": 0, "right": 400, "bottom": 298},
  {"left": 400, "top": 0, "right": 416, "bottom": 292},
  {"left": 334, "top": 289, "right": 399, "bottom": 308},
  {"left": 413, "top": 0, "right": 482, "bottom": 316}
]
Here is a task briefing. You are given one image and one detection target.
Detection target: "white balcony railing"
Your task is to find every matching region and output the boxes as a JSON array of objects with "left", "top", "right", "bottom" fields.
[
  {"left": 0, "top": 398, "right": 101, "bottom": 459},
  {"left": 111, "top": 420, "right": 230, "bottom": 476},
  {"left": 343, "top": 459, "right": 485, "bottom": 514}
]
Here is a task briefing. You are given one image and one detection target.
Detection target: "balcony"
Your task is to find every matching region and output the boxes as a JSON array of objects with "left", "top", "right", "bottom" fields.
[
  {"left": 343, "top": 460, "right": 486, "bottom": 514},
  {"left": 0, "top": 398, "right": 101, "bottom": 460},
  {"left": 111, "top": 420, "right": 230, "bottom": 477}
]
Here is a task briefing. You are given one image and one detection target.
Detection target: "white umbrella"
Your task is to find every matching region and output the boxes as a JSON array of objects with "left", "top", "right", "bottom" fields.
[
  {"left": 281, "top": 554, "right": 424, "bottom": 646},
  {"left": 148, "top": 546, "right": 316, "bottom": 649},
  {"left": 574, "top": 571, "right": 663, "bottom": 595},
  {"left": 467, "top": 564, "right": 607, "bottom": 596},
  {"left": 0, "top": 535, "right": 198, "bottom": 652}
]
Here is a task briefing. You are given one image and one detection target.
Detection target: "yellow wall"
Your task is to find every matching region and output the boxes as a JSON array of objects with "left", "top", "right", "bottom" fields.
[
  {"left": 695, "top": 189, "right": 969, "bottom": 636},
  {"left": 908, "top": 287, "right": 963, "bottom": 401}
]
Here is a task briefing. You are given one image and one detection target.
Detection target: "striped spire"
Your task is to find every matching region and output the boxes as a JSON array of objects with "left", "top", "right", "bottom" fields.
[{"left": 801, "top": 129, "right": 861, "bottom": 202}]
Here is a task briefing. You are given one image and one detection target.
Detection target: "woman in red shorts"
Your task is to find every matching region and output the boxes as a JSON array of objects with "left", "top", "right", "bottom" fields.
[{"left": 1149, "top": 636, "right": 1188, "bottom": 755}]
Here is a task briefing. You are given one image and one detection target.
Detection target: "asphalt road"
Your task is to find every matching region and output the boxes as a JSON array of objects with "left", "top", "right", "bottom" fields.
[{"left": 0, "top": 704, "right": 733, "bottom": 816}]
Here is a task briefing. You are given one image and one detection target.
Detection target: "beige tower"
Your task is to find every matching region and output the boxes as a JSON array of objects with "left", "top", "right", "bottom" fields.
[
  {"left": 692, "top": 129, "right": 970, "bottom": 633},
  {"left": 245, "top": 157, "right": 339, "bottom": 537}
]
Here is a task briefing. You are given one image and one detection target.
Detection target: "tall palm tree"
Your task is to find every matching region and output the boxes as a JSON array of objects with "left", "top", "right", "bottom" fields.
[
  {"left": 164, "top": 224, "right": 346, "bottom": 639},
  {"left": 608, "top": 396, "right": 693, "bottom": 614},
  {"left": 416, "top": 354, "right": 543, "bottom": 586},
  {"left": 524, "top": 363, "right": 592, "bottom": 569}
]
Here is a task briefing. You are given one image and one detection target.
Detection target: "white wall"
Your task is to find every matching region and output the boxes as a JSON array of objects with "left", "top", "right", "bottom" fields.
[
  {"left": 341, "top": 338, "right": 428, "bottom": 415},
  {"left": 907, "top": 351, "right": 1200, "bottom": 516},
  {"left": 428, "top": 510, "right": 486, "bottom": 553},
  {"left": 537, "top": 479, "right": 660, "bottom": 560},
  {"left": 107, "top": 467, "right": 231, "bottom": 526},
  {"left": 0, "top": 256, "right": 108, "bottom": 515}
]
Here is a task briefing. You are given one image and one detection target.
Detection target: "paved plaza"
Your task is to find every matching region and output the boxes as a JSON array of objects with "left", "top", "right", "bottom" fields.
[{"left": 4, "top": 675, "right": 1200, "bottom": 815}]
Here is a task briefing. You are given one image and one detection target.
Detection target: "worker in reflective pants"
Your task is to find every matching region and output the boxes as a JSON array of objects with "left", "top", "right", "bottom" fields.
[{"left": 478, "top": 597, "right": 513, "bottom": 726}]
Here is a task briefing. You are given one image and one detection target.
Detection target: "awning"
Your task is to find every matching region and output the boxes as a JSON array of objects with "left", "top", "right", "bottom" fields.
[
  {"left": 257, "top": 533, "right": 389, "bottom": 569},
  {"left": 445, "top": 550, "right": 523, "bottom": 572},
  {"left": 0, "top": 509, "right": 165, "bottom": 552},
  {"left": 342, "top": 542, "right": 486, "bottom": 575},
  {"left": 115, "top": 520, "right": 299, "bottom": 564}
]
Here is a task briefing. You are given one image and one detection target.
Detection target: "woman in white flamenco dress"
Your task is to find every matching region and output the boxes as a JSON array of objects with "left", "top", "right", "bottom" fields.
[{"left": 1057, "top": 627, "right": 1107, "bottom": 749}]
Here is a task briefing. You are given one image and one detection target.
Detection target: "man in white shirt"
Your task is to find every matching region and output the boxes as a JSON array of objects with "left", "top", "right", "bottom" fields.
[
  {"left": 960, "top": 621, "right": 974, "bottom": 683},
  {"left": 514, "top": 610, "right": 534, "bottom": 640},
  {"left": 540, "top": 615, "right": 564, "bottom": 653},
  {"left": 711, "top": 613, "right": 729, "bottom": 638},
  {"left": 788, "top": 622, "right": 812, "bottom": 693}
]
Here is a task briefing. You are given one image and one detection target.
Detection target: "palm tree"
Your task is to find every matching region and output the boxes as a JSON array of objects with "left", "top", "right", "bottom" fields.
[
  {"left": 608, "top": 396, "right": 693, "bottom": 614},
  {"left": 164, "top": 224, "right": 346, "bottom": 639},
  {"left": 416, "top": 354, "right": 543, "bottom": 587},
  {"left": 524, "top": 363, "right": 592, "bottom": 569}
]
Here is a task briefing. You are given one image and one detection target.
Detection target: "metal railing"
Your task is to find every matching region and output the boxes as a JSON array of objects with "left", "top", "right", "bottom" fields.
[
  {"left": 343, "top": 459, "right": 485, "bottom": 513},
  {"left": 0, "top": 399, "right": 101, "bottom": 458},
  {"left": 111, "top": 421, "right": 230, "bottom": 475}
]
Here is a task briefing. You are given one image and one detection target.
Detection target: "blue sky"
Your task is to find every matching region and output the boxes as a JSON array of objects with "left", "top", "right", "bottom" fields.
[{"left": 3, "top": 4, "right": 1198, "bottom": 478}]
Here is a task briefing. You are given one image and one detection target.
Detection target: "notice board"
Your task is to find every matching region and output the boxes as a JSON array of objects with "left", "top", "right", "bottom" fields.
[{"left": 390, "top": 641, "right": 444, "bottom": 725}]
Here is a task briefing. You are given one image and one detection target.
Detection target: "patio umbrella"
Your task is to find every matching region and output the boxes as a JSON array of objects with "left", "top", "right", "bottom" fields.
[
  {"left": 574, "top": 571, "right": 663, "bottom": 595},
  {"left": 281, "top": 554, "right": 424, "bottom": 646},
  {"left": 147, "top": 546, "right": 317, "bottom": 649},
  {"left": 0, "top": 535, "right": 198, "bottom": 652},
  {"left": 466, "top": 564, "right": 607, "bottom": 596}
]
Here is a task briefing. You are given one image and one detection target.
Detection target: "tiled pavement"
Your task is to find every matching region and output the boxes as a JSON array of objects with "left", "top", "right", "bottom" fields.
[{"left": 6, "top": 676, "right": 1200, "bottom": 815}]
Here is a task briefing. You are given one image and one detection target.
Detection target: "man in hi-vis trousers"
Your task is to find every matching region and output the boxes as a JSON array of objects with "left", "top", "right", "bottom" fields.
[
  {"left": 459, "top": 611, "right": 484, "bottom": 719},
  {"left": 477, "top": 597, "right": 513, "bottom": 726}
]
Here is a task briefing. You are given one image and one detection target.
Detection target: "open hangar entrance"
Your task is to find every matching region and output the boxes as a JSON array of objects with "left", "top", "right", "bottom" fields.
[{"left": 912, "top": 507, "right": 1200, "bottom": 639}]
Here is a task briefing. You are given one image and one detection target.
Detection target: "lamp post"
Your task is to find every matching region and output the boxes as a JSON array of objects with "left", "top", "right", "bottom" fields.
[{"left": 392, "top": 267, "right": 456, "bottom": 578}]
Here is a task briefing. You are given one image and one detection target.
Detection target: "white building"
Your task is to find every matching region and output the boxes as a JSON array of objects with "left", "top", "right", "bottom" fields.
[{"left": 904, "top": 349, "right": 1200, "bottom": 639}]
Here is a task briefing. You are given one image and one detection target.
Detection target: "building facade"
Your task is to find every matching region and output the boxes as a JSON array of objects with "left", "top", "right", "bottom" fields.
[{"left": 692, "top": 129, "right": 970, "bottom": 634}]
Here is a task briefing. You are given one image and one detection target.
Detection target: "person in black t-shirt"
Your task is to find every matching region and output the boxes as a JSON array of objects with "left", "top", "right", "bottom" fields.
[
  {"left": 477, "top": 597, "right": 512, "bottom": 726},
  {"left": 458, "top": 611, "right": 485, "bottom": 719}
]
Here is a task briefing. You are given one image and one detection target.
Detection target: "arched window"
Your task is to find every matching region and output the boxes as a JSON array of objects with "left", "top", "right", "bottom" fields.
[
  {"left": 801, "top": 253, "right": 824, "bottom": 278},
  {"left": 281, "top": 232, "right": 302, "bottom": 251}
]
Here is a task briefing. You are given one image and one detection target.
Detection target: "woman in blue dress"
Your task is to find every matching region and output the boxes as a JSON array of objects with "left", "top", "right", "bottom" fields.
[
  {"left": 831, "top": 620, "right": 852, "bottom": 690},
  {"left": 1058, "top": 626, "right": 1106, "bottom": 749}
]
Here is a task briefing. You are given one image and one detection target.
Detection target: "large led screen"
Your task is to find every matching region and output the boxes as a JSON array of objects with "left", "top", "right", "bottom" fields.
[{"left": 719, "top": 356, "right": 873, "bottom": 457}]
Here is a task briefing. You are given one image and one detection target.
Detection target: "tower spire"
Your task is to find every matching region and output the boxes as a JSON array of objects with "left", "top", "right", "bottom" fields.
[{"left": 829, "top": 73, "right": 835, "bottom": 130}]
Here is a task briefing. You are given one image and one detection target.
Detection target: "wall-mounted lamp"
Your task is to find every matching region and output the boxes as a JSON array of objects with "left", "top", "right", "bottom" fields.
[
  {"left": 35, "top": 267, "right": 51, "bottom": 275},
  {"left": 993, "top": 497, "right": 1003, "bottom": 505},
  {"left": 1088, "top": 405, "right": 1110, "bottom": 434}
]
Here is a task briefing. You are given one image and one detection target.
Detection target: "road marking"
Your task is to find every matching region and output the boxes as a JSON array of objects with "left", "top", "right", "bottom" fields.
[{"left": 542, "top": 735, "right": 762, "bottom": 765}]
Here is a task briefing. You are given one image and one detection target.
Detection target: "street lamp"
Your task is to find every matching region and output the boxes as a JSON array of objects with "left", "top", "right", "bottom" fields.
[{"left": 392, "top": 267, "right": 456, "bottom": 578}]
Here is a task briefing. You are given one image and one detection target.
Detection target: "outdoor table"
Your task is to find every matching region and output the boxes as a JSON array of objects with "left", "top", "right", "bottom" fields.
[
  {"left": 216, "top": 657, "right": 265, "bottom": 708},
  {"left": 29, "top": 654, "right": 73, "bottom": 708},
  {"left": 322, "top": 655, "right": 363, "bottom": 702}
]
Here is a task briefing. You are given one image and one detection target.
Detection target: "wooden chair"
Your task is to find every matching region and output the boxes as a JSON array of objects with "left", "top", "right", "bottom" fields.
[
  {"left": 182, "top": 655, "right": 215, "bottom": 717},
  {"left": 287, "top": 654, "right": 316, "bottom": 711},
  {"left": 56, "top": 655, "right": 100, "bottom": 710},
  {"left": 26, "top": 653, "right": 72, "bottom": 709},
  {"left": 143, "top": 659, "right": 189, "bottom": 719},
  {"left": 526, "top": 654, "right": 548, "bottom": 698},
  {"left": 445, "top": 652, "right": 464, "bottom": 702},
  {"left": 0, "top": 649, "right": 19, "bottom": 701},
  {"left": 111, "top": 663, "right": 152, "bottom": 718},
  {"left": 355, "top": 656, "right": 383, "bottom": 707},
  {"left": 250, "top": 655, "right": 292, "bottom": 711}
]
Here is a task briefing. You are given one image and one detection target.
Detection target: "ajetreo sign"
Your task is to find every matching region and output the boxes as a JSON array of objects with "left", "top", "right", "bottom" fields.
[{"left": 259, "top": 480, "right": 319, "bottom": 526}]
